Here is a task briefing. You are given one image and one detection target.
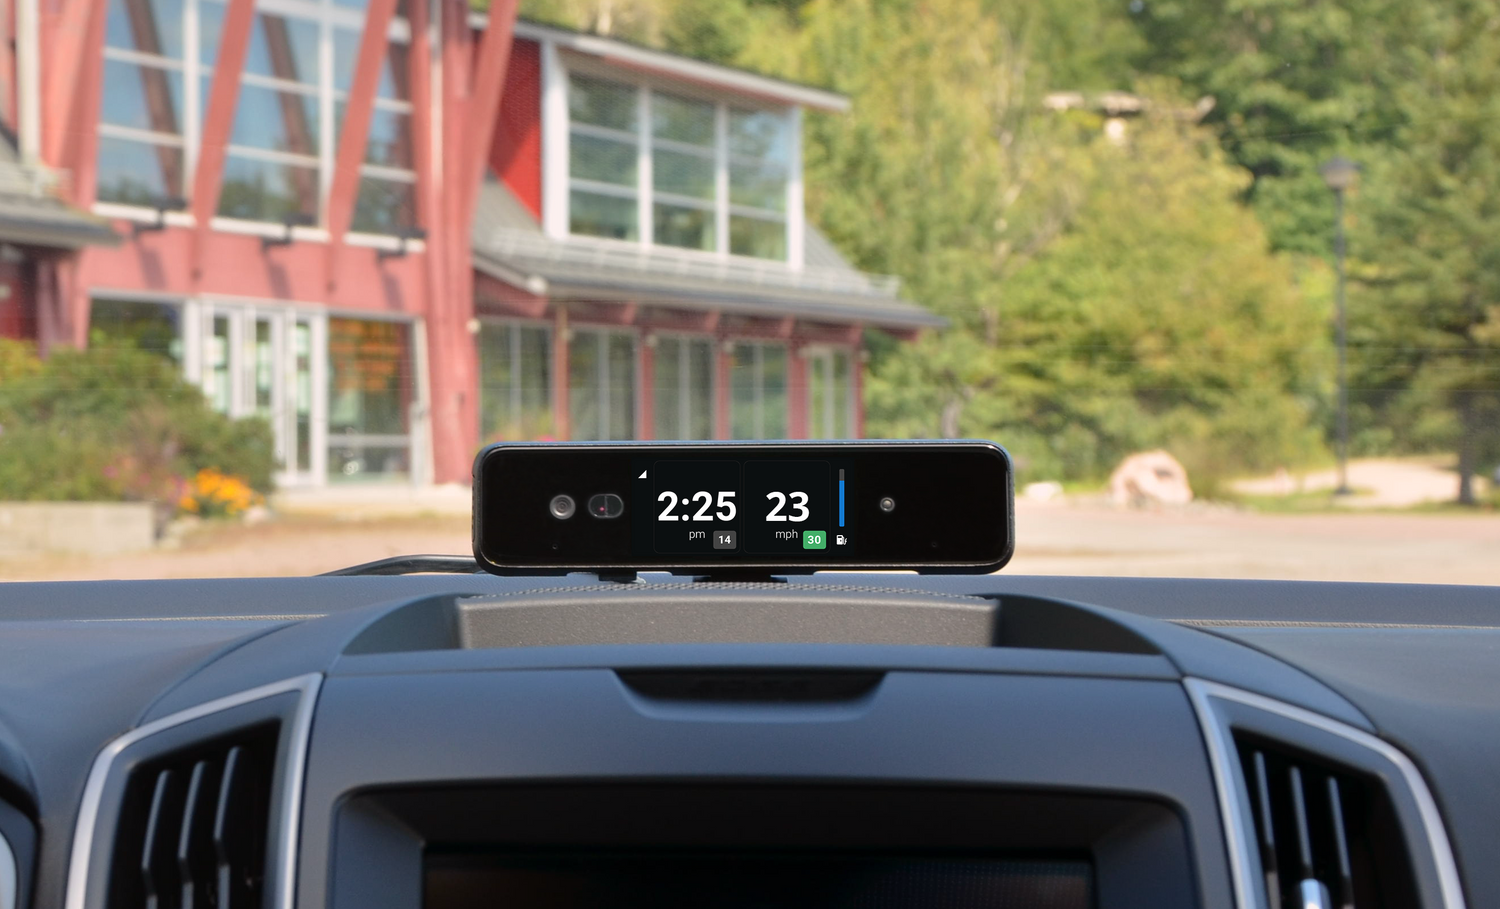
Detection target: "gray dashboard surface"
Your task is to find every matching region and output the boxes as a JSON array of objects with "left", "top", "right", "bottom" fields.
[
  {"left": 1213, "top": 626, "right": 1500, "bottom": 909},
  {"left": 0, "top": 573, "right": 1498, "bottom": 623},
  {"left": 0, "top": 573, "right": 1495, "bottom": 909}
]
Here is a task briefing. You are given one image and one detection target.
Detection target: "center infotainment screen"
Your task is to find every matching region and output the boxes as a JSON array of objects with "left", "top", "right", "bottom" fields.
[
  {"left": 473, "top": 441, "right": 1014, "bottom": 574},
  {"left": 426, "top": 851, "right": 1091, "bottom": 909}
]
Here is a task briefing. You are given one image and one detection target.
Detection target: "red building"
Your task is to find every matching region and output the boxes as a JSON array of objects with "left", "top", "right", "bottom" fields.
[{"left": 0, "top": 0, "right": 939, "bottom": 486}]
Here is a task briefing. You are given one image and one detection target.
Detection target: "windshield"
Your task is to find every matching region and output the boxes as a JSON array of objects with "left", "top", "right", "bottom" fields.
[{"left": 0, "top": 0, "right": 1495, "bottom": 583}]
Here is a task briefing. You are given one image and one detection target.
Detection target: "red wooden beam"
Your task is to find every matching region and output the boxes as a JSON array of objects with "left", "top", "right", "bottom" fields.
[
  {"left": 55, "top": 0, "right": 108, "bottom": 204},
  {"left": 426, "top": 0, "right": 477, "bottom": 481},
  {"left": 638, "top": 336, "right": 655, "bottom": 440},
  {"left": 787, "top": 342, "right": 808, "bottom": 439},
  {"left": 406, "top": 0, "right": 436, "bottom": 290},
  {"left": 188, "top": 0, "right": 256, "bottom": 279},
  {"left": 566, "top": 301, "right": 638, "bottom": 326},
  {"left": 462, "top": 0, "right": 519, "bottom": 228},
  {"left": 640, "top": 307, "right": 721, "bottom": 334},
  {"left": 853, "top": 348, "right": 866, "bottom": 438},
  {"left": 794, "top": 322, "right": 864, "bottom": 346},
  {"left": 41, "top": 0, "right": 94, "bottom": 168},
  {"left": 474, "top": 270, "right": 547, "bottom": 318},
  {"left": 324, "top": 0, "right": 399, "bottom": 288},
  {"left": 714, "top": 338, "right": 732, "bottom": 439},
  {"left": 552, "top": 305, "right": 571, "bottom": 440}
]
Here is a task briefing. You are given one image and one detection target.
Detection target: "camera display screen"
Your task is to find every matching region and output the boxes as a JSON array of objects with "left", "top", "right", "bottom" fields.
[
  {"left": 473, "top": 442, "right": 1012, "bottom": 574},
  {"left": 638, "top": 458, "right": 849, "bottom": 557}
]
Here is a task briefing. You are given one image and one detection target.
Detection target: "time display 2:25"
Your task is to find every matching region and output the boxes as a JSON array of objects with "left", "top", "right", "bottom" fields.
[{"left": 657, "top": 491, "right": 737, "bottom": 522}]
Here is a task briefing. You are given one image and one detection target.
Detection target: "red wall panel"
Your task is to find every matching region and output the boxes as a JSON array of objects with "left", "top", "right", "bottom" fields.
[
  {"left": 489, "top": 37, "right": 542, "bottom": 219},
  {"left": 77, "top": 224, "right": 429, "bottom": 316}
]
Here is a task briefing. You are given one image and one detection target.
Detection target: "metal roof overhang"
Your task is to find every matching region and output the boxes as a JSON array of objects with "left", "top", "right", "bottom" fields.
[
  {"left": 473, "top": 250, "right": 946, "bottom": 330},
  {"left": 0, "top": 205, "right": 120, "bottom": 250},
  {"left": 471, "top": 16, "right": 851, "bottom": 113}
]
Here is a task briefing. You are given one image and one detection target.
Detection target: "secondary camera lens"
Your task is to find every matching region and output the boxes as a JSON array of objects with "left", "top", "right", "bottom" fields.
[
  {"left": 548, "top": 494, "right": 576, "bottom": 520},
  {"left": 587, "top": 493, "right": 624, "bottom": 519},
  {"left": 879, "top": 496, "right": 896, "bottom": 513}
]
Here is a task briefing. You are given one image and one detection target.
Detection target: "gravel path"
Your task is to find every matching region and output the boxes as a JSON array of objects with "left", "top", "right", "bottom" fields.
[{"left": 1231, "top": 457, "right": 1492, "bottom": 507}]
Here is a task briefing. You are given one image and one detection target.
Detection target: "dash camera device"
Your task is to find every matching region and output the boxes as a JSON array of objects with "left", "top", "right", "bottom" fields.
[{"left": 473, "top": 440, "right": 1014, "bottom": 575}]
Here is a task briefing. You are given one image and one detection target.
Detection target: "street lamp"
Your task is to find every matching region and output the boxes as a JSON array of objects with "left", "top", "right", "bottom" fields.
[{"left": 1320, "top": 155, "right": 1359, "bottom": 496}]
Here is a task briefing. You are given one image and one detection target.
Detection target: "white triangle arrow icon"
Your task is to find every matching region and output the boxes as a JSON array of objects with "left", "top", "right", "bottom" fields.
[{"left": 638, "top": 470, "right": 648, "bottom": 479}]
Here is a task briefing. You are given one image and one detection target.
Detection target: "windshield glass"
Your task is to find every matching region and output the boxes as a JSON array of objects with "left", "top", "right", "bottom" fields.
[{"left": 0, "top": 0, "right": 1495, "bottom": 583}]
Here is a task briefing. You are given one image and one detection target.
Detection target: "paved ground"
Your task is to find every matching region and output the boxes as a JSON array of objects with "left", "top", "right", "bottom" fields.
[
  {"left": 2, "top": 500, "right": 1496, "bottom": 585},
  {"left": 1008, "top": 501, "right": 1500, "bottom": 585}
]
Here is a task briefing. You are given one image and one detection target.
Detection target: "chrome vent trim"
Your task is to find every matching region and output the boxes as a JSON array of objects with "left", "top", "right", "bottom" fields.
[
  {"left": 0, "top": 819, "right": 15, "bottom": 909},
  {"left": 1185, "top": 678, "right": 1466, "bottom": 909},
  {"left": 65, "top": 674, "right": 323, "bottom": 909}
]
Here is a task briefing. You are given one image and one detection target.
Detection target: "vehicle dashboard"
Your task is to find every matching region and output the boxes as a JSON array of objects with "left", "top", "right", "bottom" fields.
[{"left": 0, "top": 572, "right": 1496, "bottom": 909}]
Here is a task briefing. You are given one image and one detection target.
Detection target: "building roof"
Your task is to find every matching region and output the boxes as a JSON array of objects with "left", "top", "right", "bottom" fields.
[
  {"left": 470, "top": 178, "right": 944, "bottom": 331},
  {"left": 0, "top": 138, "right": 118, "bottom": 250},
  {"left": 473, "top": 15, "right": 850, "bottom": 113}
]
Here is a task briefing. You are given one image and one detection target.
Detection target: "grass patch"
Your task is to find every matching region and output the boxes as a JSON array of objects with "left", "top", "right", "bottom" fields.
[{"left": 1229, "top": 488, "right": 1379, "bottom": 513}]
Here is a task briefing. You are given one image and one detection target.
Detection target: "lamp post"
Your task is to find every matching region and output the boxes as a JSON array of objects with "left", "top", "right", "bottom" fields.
[{"left": 1320, "top": 155, "right": 1359, "bottom": 496}]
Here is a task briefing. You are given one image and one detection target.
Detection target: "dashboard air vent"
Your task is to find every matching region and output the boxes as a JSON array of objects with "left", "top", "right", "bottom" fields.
[
  {"left": 1235, "top": 735, "right": 1419, "bottom": 909},
  {"left": 107, "top": 723, "right": 279, "bottom": 909}
]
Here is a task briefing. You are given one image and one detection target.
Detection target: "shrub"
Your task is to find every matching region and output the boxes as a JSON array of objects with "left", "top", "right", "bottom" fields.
[{"left": 0, "top": 340, "right": 275, "bottom": 510}]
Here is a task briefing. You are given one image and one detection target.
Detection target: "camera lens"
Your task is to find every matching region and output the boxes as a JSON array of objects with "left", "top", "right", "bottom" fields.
[
  {"left": 588, "top": 493, "right": 624, "bottom": 519},
  {"left": 548, "top": 494, "right": 576, "bottom": 520},
  {"left": 879, "top": 496, "right": 896, "bottom": 513}
]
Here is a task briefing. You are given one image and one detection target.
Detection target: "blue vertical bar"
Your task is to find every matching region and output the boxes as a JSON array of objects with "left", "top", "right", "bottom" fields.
[{"left": 838, "top": 470, "right": 845, "bottom": 527}]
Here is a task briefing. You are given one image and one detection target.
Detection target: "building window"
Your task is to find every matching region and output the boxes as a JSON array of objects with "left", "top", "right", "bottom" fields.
[
  {"left": 569, "top": 327, "right": 636, "bottom": 440},
  {"left": 806, "top": 347, "right": 854, "bottom": 439},
  {"left": 98, "top": 0, "right": 191, "bottom": 205},
  {"left": 479, "top": 320, "right": 553, "bottom": 442},
  {"left": 652, "top": 92, "right": 715, "bottom": 251},
  {"left": 727, "top": 108, "right": 788, "bottom": 258},
  {"left": 652, "top": 334, "right": 714, "bottom": 440},
  {"left": 729, "top": 341, "right": 787, "bottom": 439},
  {"left": 97, "top": 0, "right": 416, "bottom": 234},
  {"left": 565, "top": 70, "right": 793, "bottom": 260},
  {"left": 337, "top": 28, "right": 418, "bottom": 233},
  {"left": 89, "top": 298, "right": 184, "bottom": 363},
  {"left": 328, "top": 317, "right": 413, "bottom": 481},
  {"left": 568, "top": 73, "right": 638, "bottom": 240}
]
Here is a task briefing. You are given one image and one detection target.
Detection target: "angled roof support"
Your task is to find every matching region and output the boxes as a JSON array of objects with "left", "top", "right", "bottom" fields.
[
  {"left": 461, "top": 0, "right": 517, "bottom": 229},
  {"left": 189, "top": 0, "right": 256, "bottom": 280},
  {"left": 324, "top": 0, "right": 400, "bottom": 288}
]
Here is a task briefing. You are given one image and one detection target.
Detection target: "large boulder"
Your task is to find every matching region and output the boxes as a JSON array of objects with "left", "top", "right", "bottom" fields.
[{"left": 1109, "top": 450, "right": 1193, "bottom": 507}]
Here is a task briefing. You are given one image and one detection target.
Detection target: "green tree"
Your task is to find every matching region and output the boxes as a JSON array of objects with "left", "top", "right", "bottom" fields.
[
  {"left": 869, "top": 103, "right": 1324, "bottom": 487},
  {"left": 1351, "top": 1, "right": 1500, "bottom": 503},
  {"left": 1127, "top": 0, "right": 1428, "bottom": 256},
  {"left": 753, "top": 0, "right": 1321, "bottom": 486}
]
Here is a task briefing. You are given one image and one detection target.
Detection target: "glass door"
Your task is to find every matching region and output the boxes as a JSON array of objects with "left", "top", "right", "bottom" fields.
[
  {"left": 326, "top": 316, "right": 415, "bottom": 482},
  {"left": 196, "top": 303, "right": 327, "bottom": 486}
]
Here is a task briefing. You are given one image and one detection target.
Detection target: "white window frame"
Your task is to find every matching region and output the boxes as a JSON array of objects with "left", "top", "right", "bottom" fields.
[
  {"left": 804, "top": 344, "right": 856, "bottom": 439},
  {"left": 728, "top": 339, "right": 789, "bottom": 440},
  {"left": 567, "top": 325, "right": 639, "bottom": 441},
  {"left": 477, "top": 316, "right": 556, "bottom": 442},
  {"left": 650, "top": 331, "right": 716, "bottom": 440},
  {"left": 96, "top": 0, "right": 416, "bottom": 237},
  {"left": 544, "top": 49, "right": 804, "bottom": 267}
]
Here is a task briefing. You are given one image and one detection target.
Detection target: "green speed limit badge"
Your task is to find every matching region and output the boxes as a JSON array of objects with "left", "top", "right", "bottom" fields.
[{"left": 802, "top": 530, "right": 827, "bottom": 550}]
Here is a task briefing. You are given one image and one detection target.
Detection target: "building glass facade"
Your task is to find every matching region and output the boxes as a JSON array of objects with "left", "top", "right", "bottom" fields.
[
  {"left": 96, "top": 0, "right": 416, "bottom": 233},
  {"left": 565, "top": 69, "right": 794, "bottom": 261}
]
